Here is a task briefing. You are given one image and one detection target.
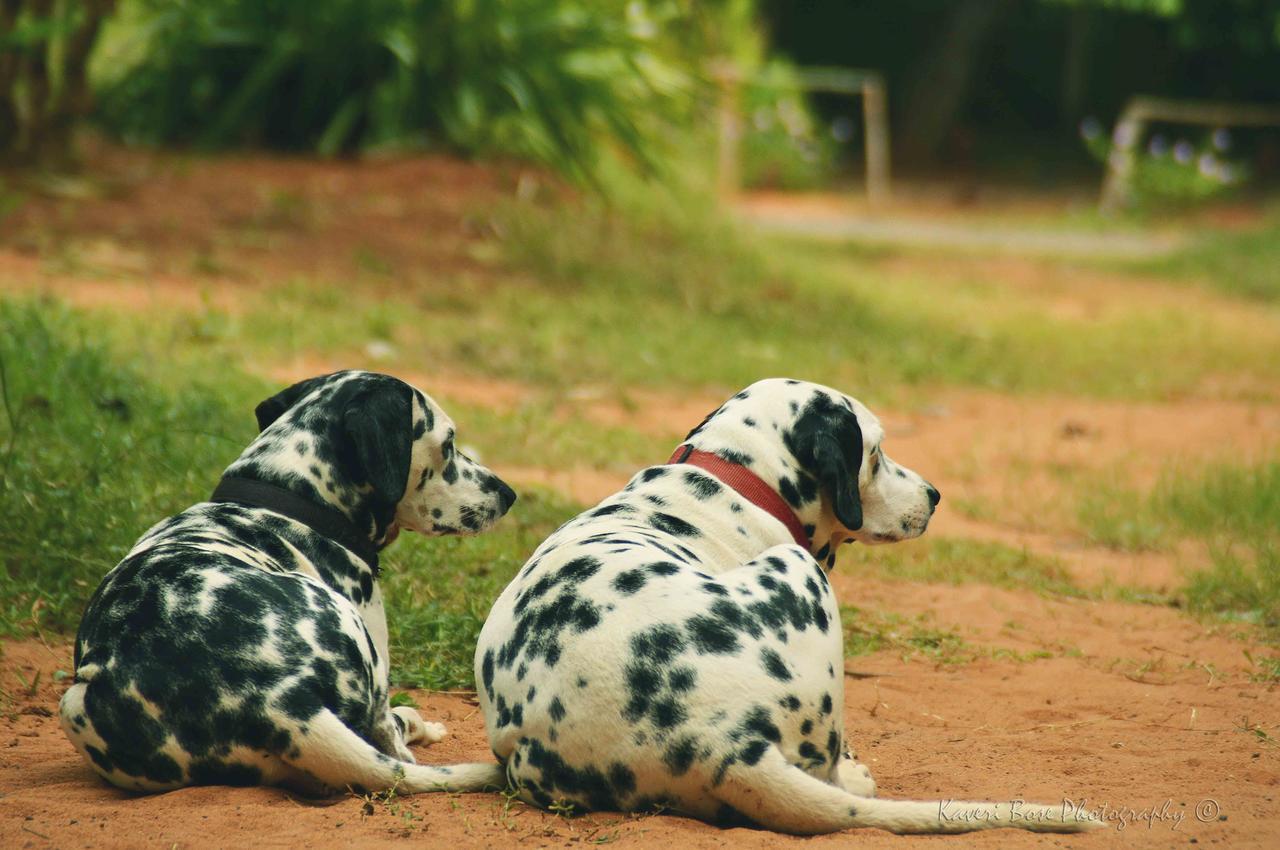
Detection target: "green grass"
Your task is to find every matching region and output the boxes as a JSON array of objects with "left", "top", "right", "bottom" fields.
[
  {"left": 383, "top": 488, "right": 579, "bottom": 689},
  {"left": 841, "top": 606, "right": 976, "bottom": 665},
  {"left": 0, "top": 301, "right": 260, "bottom": 636},
  {"left": 1078, "top": 484, "right": 1173, "bottom": 553},
  {"left": 1184, "top": 545, "right": 1280, "bottom": 634},
  {"left": 1081, "top": 457, "right": 1280, "bottom": 552},
  {"left": 1140, "top": 209, "right": 1280, "bottom": 302},
  {"left": 1080, "top": 457, "right": 1280, "bottom": 636},
  {"left": 839, "top": 537, "right": 1083, "bottom": 598}
]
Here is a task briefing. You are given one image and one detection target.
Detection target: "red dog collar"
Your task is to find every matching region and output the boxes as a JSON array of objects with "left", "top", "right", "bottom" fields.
[{"left": 667, "top": 445, "right": 811, "bottom": 550}]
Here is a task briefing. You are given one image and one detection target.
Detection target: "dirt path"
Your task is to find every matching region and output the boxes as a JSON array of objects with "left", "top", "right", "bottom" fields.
[{"left": 736, "top": 192, "right": 1184, "bottom": 259}]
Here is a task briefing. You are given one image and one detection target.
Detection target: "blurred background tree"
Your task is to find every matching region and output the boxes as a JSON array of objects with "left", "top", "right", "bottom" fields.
[
  {"left": 763, "top": 0, "right": 1280, "bottom": 174},
  {"left": 0, "top": 0, "right": 115, "bottom": 168},
  {"left": 2, "top": 0, "right": 1279, "bottom": 188}
]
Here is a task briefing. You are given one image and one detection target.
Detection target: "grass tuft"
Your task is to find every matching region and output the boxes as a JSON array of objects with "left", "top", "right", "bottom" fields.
[
  {"left": 1081, "top": 456, "right": 1280, "bottom": 637},
  {"left": 1141, "top": 209, "right": 1280, "bottom": 302},
  {"left": 841, "top": 606, "right": 976, "bottom": 665},
  {"left": 841, "top": 537, "right": 1083, "bottom": 598}
]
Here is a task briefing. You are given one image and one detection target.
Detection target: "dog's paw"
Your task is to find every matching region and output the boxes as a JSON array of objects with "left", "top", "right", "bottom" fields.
[
  {"left": 419, "top": 721, "right": 448, "bottom": 744},
  {"left": 838, "top": 758, "right": 877, "bottom": 798},
  {"left": 392, "top": 706, "right": 446, "bottom": 746}
]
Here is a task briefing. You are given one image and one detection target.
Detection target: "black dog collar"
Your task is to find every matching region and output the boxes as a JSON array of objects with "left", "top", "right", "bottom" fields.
[{"left": 210, "top": 477, "right": 381, "bottom": 574}]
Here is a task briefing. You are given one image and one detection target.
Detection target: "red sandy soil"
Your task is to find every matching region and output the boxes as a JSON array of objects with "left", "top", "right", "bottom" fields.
[
  {"left": 3, "top": 148, "right": 1278, "bottom": 847},
  {"left": 4, "top": 583, "right": 1278, "bottom": 850}
]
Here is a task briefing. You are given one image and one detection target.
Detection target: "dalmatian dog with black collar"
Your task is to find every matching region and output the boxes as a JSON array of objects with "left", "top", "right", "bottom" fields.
[
  {"left": 60, "top": 371, "right": 515, "bottom": 795},
  {"left": 475, "top": 378, "right": 1096, "bottom": 834}
]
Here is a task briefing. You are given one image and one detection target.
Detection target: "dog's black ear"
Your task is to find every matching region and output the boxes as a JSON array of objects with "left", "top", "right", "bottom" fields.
[
  {"left": 344, "top": 384, "right": 413, "bottom": 505},
  {"left": 785, "top": 396, "right": 863, "bottom": 530},
  {"left": 254, "top": 375, "right": 332, "bottom": 432}
]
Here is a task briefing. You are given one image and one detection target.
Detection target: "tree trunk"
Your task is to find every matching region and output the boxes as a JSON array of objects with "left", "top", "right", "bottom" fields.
[
  {"left": 898, "top": 0, "right": 1015, "bottom": 166},
  {"left": 1, "top": 0, "right": 116, "bottom": 169},
  {"left": 0, "top": 0, "right": 22, "bottom": 155}
]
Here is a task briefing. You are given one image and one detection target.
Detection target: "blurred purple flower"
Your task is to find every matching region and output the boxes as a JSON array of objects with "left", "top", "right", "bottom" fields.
[
  {"left": 1079, "top": 116, "right": 1102, "bottom": 140},
  {"left": 1113, "top": 121, "right": 1138, "bottom": 149},
  {"left": 1173, "top": 140, "right": 1193, "bottom": 164},
  {"left": 1148, "top": 134, "right": 1169, "bottom": 157},
  {"left": 1197, "top": 153, "right": 1217, "bottom": 177},
  {"left": 1212, "top": 128, "right": 1231, "bottom": 151}
]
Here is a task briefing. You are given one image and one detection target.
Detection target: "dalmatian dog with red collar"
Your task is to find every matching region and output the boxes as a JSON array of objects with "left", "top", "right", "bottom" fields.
[
  {"left": 60, "top": 371, "right": 515, "bottom": 795},
  {"left": 474, "top": 378, "right": 1096, "bottom": 834}
]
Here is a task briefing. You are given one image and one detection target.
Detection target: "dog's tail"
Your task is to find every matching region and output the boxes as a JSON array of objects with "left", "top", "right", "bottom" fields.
[
  {"left": 282, "top": 709, "right": 505, "bottom": 794},
  {"left": 714, "top": 746, "right": 1101, "bottom": 835}
]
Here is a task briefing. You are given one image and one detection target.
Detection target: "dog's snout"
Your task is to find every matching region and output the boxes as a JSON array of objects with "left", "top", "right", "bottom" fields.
[
  {"left": 495, "top": 479, "right": 517, "bottom": 513},
  {"left": 926, "top": 484, "right": 941, "bottom": 510}
]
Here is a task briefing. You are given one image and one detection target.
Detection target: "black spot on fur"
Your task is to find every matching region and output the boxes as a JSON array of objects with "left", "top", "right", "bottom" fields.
[
  {"left": 826, "top": 729, "right": 841, "bottom": 763},
  {"left": 684, "top": 470, "right": 722, "bottom": 499},
  {"left": 649, "top": 512, "right": 699, "bottom": 537},
  {"left": 663, "top": 736, "right": 698, "bottom": 776},
  {"left": 631, "top": 625, "right": 686, "bottom": 664},
  {"left": 740, "top": 739, "right": 769, "bottom": 766},
  {"left": 686, "top": 615, "right": 740, "bottom": 655},
  {"left": 760, "top": 648, "right": 792, "bottom": 681},
  {"left": 612, "top": 570, "right": 647, "bottom": 595},
  {"left": 716, "top": 449, "right": 753, "bottom": 466},
  {"left": 646, "top": 561, "right": 680, "bottom": 576}
]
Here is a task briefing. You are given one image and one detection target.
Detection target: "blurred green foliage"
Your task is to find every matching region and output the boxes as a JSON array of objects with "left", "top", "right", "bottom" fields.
[
  {"left": 739, "top": 59, "right": 838, "bottom": 190},
  {"left": 89, "top": 0, "right": 720, "bottom": 178}
]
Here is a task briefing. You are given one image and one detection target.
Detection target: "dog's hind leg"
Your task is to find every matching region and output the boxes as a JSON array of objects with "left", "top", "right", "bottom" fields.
[
  {"left": 392, "top": 706, "right": 447, "bottom": 747},
  {"left": 713, "top": 744, "right": 1098, "bottom": 835},
  {"left": 367, "top": 703, "right": 449, "bottom": 762},
  {"left": 279, "top": 708, "right": 502, "bottom": 794}
]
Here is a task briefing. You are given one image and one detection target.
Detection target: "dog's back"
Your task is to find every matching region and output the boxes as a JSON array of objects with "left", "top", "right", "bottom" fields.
[{"left": 61, "top": 502, "right": 386, "bottom": 791}]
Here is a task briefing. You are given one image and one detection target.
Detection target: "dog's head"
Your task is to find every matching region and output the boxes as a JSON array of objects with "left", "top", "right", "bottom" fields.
[
  {"left": 683, "top": 378, "right": 939, "bottom": 558},
  {"left": 247, "top": 371, "right": 516, "bottom": 543}
]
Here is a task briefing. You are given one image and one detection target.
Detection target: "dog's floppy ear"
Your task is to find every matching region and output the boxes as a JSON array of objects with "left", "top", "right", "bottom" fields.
[
  {"left": 254, "top": 375, "right": 332, "bottom": 432},
  {"left": 786, "top": 396, "right": 863, "bottom": 530},
  {"left": 344, "top": 384, "right": 413, "bottom": 505}
]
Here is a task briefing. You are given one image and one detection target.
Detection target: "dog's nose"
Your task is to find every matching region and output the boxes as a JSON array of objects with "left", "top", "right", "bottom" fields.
[
  {"left": 926, "top": 485, "right": 941, "bottom": 510},
  {"left": 496, "top": 480, "right": 517, "bottom": 513}
]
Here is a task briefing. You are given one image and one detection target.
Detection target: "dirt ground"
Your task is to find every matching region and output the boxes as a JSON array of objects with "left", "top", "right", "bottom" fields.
[
  {"left": 4, "top": 610, "right": 1277, "bottom": 850},
  {"left": 2, "top": 148, "right": 1279, "bottom": 847}
]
